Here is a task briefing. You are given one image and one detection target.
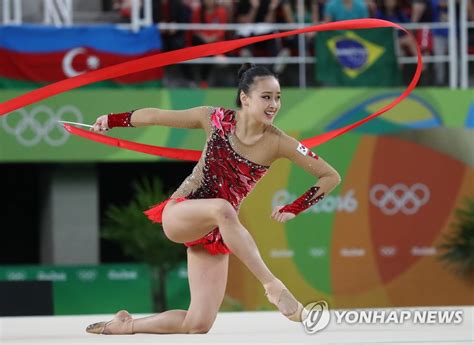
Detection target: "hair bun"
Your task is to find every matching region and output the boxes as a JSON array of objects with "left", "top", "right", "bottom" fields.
[{"left": 237, "top": 62, "right": 256, "bottom": 81}]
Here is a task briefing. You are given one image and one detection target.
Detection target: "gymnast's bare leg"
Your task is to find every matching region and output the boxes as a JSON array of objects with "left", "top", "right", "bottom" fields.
[
  {"left": 161, "top": 198, "right": 301, "bottom": 319},
  {"left": 86, "top": 245, "right": 228, "bottom": 334},
  {"left": 86, "top": 197, "right": 302, "bottom": 334}
]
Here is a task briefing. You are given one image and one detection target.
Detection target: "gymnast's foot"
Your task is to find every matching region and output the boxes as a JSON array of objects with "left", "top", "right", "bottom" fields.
[
  {"left": 86, "top": 310, "right": 134, "bottom": 335},
  {"left": 264, "top": 278, "right": 305, "bottom": 322}
]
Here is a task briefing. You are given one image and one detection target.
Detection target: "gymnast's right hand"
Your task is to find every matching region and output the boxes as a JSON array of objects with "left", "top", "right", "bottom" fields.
[{"left": 91, "top": 115, "right": 109, "bottom": 133}]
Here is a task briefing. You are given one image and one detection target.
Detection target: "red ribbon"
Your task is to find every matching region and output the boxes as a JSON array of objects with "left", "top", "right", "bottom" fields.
[{"left": 0, "top": 19, "right": 422, "bottom": 161}]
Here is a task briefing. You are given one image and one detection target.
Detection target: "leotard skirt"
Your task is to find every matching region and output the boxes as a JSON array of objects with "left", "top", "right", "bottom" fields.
[{"left": 144, "top": 197, "right": 231, "bottom": 255}]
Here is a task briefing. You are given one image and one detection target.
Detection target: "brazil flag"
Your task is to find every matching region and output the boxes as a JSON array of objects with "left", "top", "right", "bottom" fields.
[{"left": 316, "top": 28, "right": 402, "bottom": 86}]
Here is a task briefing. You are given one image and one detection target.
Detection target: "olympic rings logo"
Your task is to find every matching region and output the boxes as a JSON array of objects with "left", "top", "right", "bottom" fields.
[
  {"left": 369, "top": 183, "right": 430, "bottom": 215},
  {"left": 2, "top": 105, "right": 83, "bottom": 147},
  {"left": 379, "top": 246, "right": 397, "bottom": 257}
]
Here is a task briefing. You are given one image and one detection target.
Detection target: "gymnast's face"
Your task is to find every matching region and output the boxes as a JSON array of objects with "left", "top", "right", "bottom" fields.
[{"left": 242, "top": 76, "right": 281, "bottom": 125}]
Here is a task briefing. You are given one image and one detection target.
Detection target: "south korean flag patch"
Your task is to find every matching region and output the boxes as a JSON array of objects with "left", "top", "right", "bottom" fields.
[{"left": 296, "top": 143, "right": 309, "bottom": 156}]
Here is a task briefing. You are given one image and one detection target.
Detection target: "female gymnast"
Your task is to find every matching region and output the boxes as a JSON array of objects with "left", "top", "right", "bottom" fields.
[{"left": 86, "top": 63, "right": 341, "bottom": 335}]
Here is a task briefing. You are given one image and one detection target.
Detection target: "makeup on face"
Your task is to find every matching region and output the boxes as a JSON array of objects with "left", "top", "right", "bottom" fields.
[{"left": 250, "top": 77, "right": 281, "bottom": 122}]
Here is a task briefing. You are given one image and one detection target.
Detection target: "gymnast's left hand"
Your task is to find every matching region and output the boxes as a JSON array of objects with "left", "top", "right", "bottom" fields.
[{"left": 271, "top": 206, "right": 296, "bottom": 223}]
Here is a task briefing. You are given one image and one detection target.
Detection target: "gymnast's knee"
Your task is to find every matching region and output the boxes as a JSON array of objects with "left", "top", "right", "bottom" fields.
[
  {"left": 183, "top": 319, "right": 213, "bottom": 334},
  {"left": 211, "top": 199, "right": 238, "bottom": 225}
]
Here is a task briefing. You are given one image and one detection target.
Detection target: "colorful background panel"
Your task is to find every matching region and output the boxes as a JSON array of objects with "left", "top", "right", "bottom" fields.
[
  {"left": 0, "top": 88, "right": 472, "bottom": 162},
  {"left": 229, "top": 134, "right": 474, "bottom": 309}
]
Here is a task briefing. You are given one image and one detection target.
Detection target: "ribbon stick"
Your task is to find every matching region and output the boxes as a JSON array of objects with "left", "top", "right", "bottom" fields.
[
  {"left": 57, "top": 120, "right": 93, "bottom": 128},
  {"left": 0, "top": 19, "right": 422, "bottom": 160}
]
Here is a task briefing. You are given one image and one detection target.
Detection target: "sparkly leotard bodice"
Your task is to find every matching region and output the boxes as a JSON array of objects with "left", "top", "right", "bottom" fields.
[
  {"left": 171, "top": 107, "right": 276, "bottom": 209},
  {"left": 157, "top": 106, "right": 336, "bottom": 255}
]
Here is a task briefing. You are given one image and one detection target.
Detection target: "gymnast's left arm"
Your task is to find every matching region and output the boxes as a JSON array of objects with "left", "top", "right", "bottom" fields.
[{"left": 270, "top": 131, "right": 342, "bottom": 223}]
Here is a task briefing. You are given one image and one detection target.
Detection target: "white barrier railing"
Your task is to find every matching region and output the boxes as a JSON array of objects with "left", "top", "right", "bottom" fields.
[
  {"left": 447, "top": 0, "right": 458, "bottom": 89},
  {"left": 148, "top": 21, "right": 313, "bottom": 87},
  {"left": 130, "top": 0, "right": 152, "bottom": 33},
  {"left": 460, "top": 0, "right": 473, "bottom": 89},
  {"left": 1, "top": 0, "right": 22, "bottom": 25},
  {"left": 129, "top": 0, "right": 462, "bottom": 89},
  {"left": 1, "top": 0, "right": 471, "bottom": 88},
  {"left": 150, "top": 22, "right": 459, "bottom": 88},
  {"left": 43, "top": 0, "right": 72, "bottom": 27}
]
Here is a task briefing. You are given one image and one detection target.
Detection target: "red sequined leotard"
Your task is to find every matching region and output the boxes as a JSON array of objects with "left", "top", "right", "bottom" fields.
[
  {"left": 184, "top": 108, "right": 269, "bottom": 207},
  {"left": 144, "top": 106, "right": 339, "bottom": 255}
]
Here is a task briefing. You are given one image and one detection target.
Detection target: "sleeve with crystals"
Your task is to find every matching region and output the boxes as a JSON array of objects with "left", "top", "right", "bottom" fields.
[{"left": 276, "top": 131, "right": 341, "bottom": 215}]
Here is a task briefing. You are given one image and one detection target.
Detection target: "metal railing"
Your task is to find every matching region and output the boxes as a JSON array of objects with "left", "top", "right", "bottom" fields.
[
  {"left": 43, "top": 0, "right": 72, "bottom": 26},
  {"left": 1, "top": 0, "right": 472, "bottom": 88},
  {"left": 1, "top": 0, "right": 21, "bottom": 25},
  {"left": 125, "top": 0, "right": 466, "bottom": 89},
  {"left": 460, "top": 0, "right": 473, "bottom": 89}
]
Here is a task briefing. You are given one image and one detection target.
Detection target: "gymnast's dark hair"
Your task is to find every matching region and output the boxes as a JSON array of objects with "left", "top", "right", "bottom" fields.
[{"left": 235, "top": 63, "right": 278, "bottom": 107}]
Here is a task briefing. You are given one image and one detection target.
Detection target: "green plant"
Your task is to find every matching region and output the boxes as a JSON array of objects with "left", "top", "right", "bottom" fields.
[
  {"left": 102, "top": 176, "right": 186, "bottom": 311},
  {"left": 438, "top": 197, "right": 474, "bottom": 277},
  {"left": 220, "top": 295, "right": 244, "bottom": 312}
]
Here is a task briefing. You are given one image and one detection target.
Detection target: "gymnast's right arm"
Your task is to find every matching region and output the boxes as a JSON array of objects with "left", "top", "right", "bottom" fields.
[{"left": 90, "top": 106, "right": 210, "bottom": 133}]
